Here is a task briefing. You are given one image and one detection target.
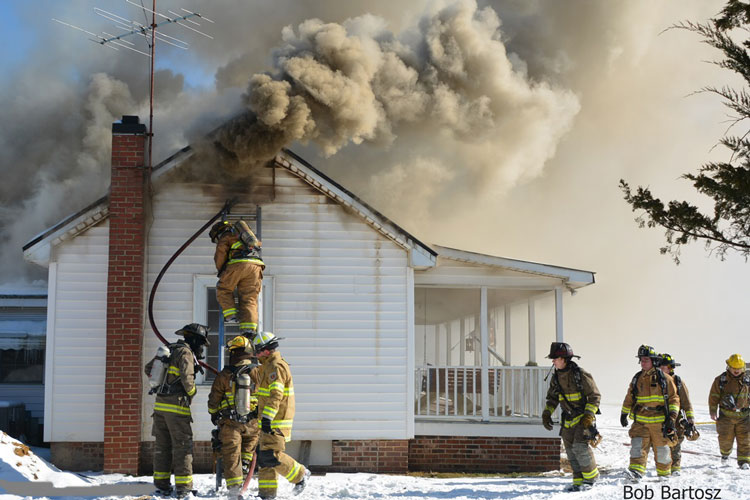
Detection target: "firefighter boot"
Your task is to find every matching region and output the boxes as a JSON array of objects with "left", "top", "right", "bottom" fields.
[{"left": 292, "top": 469, "right": 312, "bottom": 496}]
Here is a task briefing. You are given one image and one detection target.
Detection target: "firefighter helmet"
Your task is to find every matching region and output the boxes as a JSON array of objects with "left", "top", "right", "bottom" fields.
[
  {"left": 251, "top": 331, "right": 280, "bottom": 353},
  {"left": 209, "top": 220, "right": 234, "bottom": 243},
  {"left": 227, "top": 335, "right": 252, "bottom": 354},
  {"left": 660, "top": 353, "right": 680, "bottom": 368},
  {"left": 546, "top": 342, "right": 579, "bottom": 359},
  {"left": 636, "top": 345, "right": 657, "bottom": 359},
  {"left": 726, "top": 354, "right": 746, "bottom": 370},
  {"left": 177, "top": 323, "right": 210, "bottom": 346}
]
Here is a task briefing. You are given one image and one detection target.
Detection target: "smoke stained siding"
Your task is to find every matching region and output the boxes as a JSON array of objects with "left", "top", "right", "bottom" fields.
[
  {"left": 46, "top": 223, "right": 109, "bottom": 442},
  {"left": 142, "top": 166, "right": 410, "bottom": 442}
]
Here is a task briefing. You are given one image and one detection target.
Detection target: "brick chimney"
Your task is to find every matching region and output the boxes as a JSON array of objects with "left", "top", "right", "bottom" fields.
[{"left": 103, "top": 116, "right": 148, "bottom": 474}]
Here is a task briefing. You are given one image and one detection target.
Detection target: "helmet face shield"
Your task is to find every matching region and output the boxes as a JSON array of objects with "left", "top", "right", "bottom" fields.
[
  {"left": 209, "top": 221, "right": 233, "bottom": 243},
  {"left": 252, "top": 331, "right": 279, "bottom": 353}
]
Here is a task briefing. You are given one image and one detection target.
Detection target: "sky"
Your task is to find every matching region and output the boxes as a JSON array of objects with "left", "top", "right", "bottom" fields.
[
  {"left": 0, "top": 0, "right": 748, "bottom": 407},
  {"left": 3, "top": 407, "right": 750, "bottom": 499}
]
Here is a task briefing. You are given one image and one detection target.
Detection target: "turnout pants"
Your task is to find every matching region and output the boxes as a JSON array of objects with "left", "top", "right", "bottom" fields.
[
  {"left": 561, "top": 424, "right": 598, "bottom": 485},
  {"left": 152, "top": 412, "right": 193, "bottom": 492},
  {"left": 219, "top": 420, "right": 260, "bottom": 490},
  {"left": 257, "top": 432, "right": 307, "bottom": 498},
  {"left": 629, "top": 422, "right": 672, "bottom": 477},
  {"left": 670, "top": 428, "right": 685, "bottom": 474},
  {"left": 216, "top": 262, "right": 263, "bottom": 332},
  {"left": 717, "top": 413, "right": 750, "bottom": 465}
]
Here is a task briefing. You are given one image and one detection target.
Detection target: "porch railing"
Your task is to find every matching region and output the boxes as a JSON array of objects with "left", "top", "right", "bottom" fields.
[{"left": 415, "top": 365, "right": 549, "bottom": 420}]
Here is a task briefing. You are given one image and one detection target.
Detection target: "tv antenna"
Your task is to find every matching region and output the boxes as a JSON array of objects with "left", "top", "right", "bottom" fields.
[{"left": 53, "top": 1, "right": 214, "bottom": 170}]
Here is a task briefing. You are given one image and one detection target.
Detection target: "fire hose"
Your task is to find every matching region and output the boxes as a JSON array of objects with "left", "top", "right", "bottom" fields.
[{"left": 147, "top": 198, "right": 237, "bottom": 375}]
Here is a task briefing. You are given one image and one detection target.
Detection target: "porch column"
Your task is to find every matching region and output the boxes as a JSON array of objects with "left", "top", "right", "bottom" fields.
[
  {"left": 504, "top": 304, "right": 511, "bottom": 366},
  {"left": 554, "top": 286, "right": 564, "bottom": 342},
  {"left": 527, "top": 298, "right": 537, "bottom": 366},
  {"left": 480, "top": 287, "right": 489, "bottom": 421}
]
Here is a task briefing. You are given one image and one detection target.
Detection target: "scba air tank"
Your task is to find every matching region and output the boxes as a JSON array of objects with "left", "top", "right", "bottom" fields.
[
  {"left": 148, "top": 345, "right": 171, "bottom": 393},
  {"left": 235, "top": 372, "right": 252, "bottom": 416}
]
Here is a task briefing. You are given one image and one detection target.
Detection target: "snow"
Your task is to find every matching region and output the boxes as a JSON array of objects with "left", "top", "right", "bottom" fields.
[{"left": 1, "top": 405, "right": 749, "bottom": 499}]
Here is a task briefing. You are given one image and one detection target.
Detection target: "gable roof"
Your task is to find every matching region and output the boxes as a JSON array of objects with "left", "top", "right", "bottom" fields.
[{"left": 23, "top": 146, "right": 437, "bottom": 268}]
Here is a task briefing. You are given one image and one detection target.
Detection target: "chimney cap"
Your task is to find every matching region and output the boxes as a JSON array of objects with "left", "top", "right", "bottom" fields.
[{"left": 112, "top": 115, "right": 147, "bottom": 134}]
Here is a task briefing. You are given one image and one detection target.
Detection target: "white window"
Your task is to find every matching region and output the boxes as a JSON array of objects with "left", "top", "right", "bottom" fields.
[{"left": 192, "top": 275, "right": 274, "bottom": 384}]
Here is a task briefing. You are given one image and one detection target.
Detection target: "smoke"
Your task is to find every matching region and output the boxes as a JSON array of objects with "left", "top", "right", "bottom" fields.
[{"left": 213, "top": 0, "right": 579, "bottom": 204}]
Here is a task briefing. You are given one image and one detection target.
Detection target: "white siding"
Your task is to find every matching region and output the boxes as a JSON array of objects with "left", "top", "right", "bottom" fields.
[
  {"left": 416, "top": 258, "right": 564, "bottom": 289},
  {"left": 143, "top": 167, "right": 410, "bottom": 441},
  {"left": 47, "top": 223, "right": 109, "bottom": 441}
]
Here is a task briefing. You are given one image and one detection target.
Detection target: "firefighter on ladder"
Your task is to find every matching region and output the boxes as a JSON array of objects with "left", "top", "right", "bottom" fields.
[
  {"left": 208, "top": 335, "right": 261, "bottom": 495},
  {"left": 210, "top": 219, "right": 264, "bottom": 339}
]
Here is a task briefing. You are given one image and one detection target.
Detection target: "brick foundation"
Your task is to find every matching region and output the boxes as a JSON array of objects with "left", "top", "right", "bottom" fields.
[
  {"left": 103, "top": 116, "right": 148, "bottom": 474},
  {"left": 50, "top": 442, "right": 104, "bottom": 472},
  {"left": 408, "top": 436, "right": 561, "bottom": 473},
  {"left": 319, "top": 440, "right": 409, "bottom": 473}
]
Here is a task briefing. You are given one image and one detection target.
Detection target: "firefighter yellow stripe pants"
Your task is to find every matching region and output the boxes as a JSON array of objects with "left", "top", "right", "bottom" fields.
[
  {"left": 716, "top": 414, "right": 750, "bottom": 465},
  {"left": 257, "top": 433, "right": 306, "bottom": 498},
  {"left": 629, "top": 422, "right": 672, "bottom": 477}
]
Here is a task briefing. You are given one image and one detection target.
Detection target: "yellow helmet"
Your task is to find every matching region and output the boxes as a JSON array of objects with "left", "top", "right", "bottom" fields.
[
  {"left": 726, "top": 354, "right": 746, "bottom": 370},
  {"left": 226, "top": 335, "right": 251, "bottom": 352}
]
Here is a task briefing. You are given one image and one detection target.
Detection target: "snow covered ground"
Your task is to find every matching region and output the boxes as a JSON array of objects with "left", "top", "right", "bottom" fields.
[{"left": 1, "top": 405, "right": 748, "bottom": 499}]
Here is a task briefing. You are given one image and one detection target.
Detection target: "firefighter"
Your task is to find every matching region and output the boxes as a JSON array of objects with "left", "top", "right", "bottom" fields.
[
  {"left": 541, "top": 342, "right": 601, "bottom": 491},
  {"left": 620, "top": 345, "right": 680, "bottom": 481},
  {"left": 252, "top": 331, "right": 310, "bottom": 498},
  {"left": 207, "top": 335, "right": 261, "bottom": 495},
  {"left": 144, "top": 323, "right": 210, "bottom": 497},
  {"left": 210, "top": 219, "right": 264, "bottom": 338},
  {"left": 658, "top": 353, "right": 697, "bottom": 476},
  {"left": 709, "top": 354, "right": 750, "bottom": 469}
]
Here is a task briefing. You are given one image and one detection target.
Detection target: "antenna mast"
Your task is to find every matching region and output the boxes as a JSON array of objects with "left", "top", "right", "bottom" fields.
[{"left": 53, "top": 0, "right": 214, "bottom": 169}]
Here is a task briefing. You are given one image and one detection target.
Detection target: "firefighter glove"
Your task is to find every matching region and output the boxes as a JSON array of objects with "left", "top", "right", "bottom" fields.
[
  {"left": 581, "top": 413, "right": 595, "bottom": 428},
  {"left": 710, "top": 410, "right": 718, "bottom": 421},
  {"left": 663, "top": 417, "right": 676, "bottom": 436},
  {"left": 261, "top": 417, "right": 273, "bottom": 434},
  {"left": 542, "top": 410, "right": 554, "bottom": 431},
  {"left": 249, "top": 407, "right": 258, "bottom": 420},
  {"left": 211, "top": 413, "right": 220, "bottom": 426},
  {"left": 620, "top": 413, "right": 629, "bottom": 427}
]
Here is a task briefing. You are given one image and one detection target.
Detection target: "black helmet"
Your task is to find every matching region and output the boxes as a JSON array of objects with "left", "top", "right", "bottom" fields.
[
  {"left": 546, "top": 342, "right": 579, "bottom": 359},
  {"left": 636, "top": 344, "right": 657, "bottom": 359},
  {"left": 178, "top": 323, "right": 210, "bottom": 346},
  {"left": 660, "top": 353, "right": 680, "bottom": 368},
  {"left": 209, "top": 220, "right": 233, "bottom": 243}
]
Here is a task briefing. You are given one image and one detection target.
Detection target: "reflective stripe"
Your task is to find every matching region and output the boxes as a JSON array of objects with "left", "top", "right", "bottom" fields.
[
  {"left": 720, "top": 448, "right": 733, "bottom": 455},
  {"left": 242, "top": 452, "right": 253, "bottom": 460},
  {"left": 226, "top": 476, "right": 244, "bottom": 487},
  {"left": 257, "top": 387, "right": 294, "bottom": 396},
  {"left": 685, "top": 410, "right": 694, "bottom": 417},
  {"left": 153, "top": 471, "right": 171, "bottom": 479},
  {"left": 563, "top": 414, "right": 583, "bottom": 428},
  {"left": 671, "top": 467, "right": 681, "bottom": 472},
  {"left": 656, "top": 468, "right": 671, "bottom": 476},
  {"left": 668, "top": 404, "right": 679, "bottom": 413},
  {"left": 228, "top": 258, "right": 265, "bottom": 266},
  {"left": 262, "top": 406, "right": 279, "bottom": 419},
  {"left": 175, "top": 475, "right": 192, "bottom": 484},
  {"left": 208, "top": 407, "right": 219, "bottom": 414},
  {"left": 154, "top": 402, "right": 191, "bottom": 416},
  {"left": 258, "top": 479, "right": 278, "bottom": 487},
  {"left": 545, "top": 405, "right": 556, "bottom": 414},
  {"left": 572, "top": 478, "right": 583, "bottom": 485},
  {"left": 187, "top": 386, "right": 196, "bottom": 397},
  {"left": 223, "top": 308, "right": 237, "bottom": 317},
  {"left": 739, "top": 455, "right": 750, "bottom": 461},
  {"left": 581, "top": 468, "right": 598, "bottom": 480},
  {"left": 635, "top": 395, "right": 664, "bottom": 403},
  {"left": 559, "top": 392, "right": 582, "bottom": 402},
  {"left": 629, "top": 464, "right": 646, "bottom": 473},
  {"left": 269, "top": 381, "right": 285, "bottom": 392},
  {"left": 634, "top": 414, "right": 665, "bottom": 423},
  {"left": 167, "top": 366, "right": 180, "bottom": 376},
  {"left": 240, "top": 322, "right": 257, "bottom": 330},
  {"left": 285, "top": 461, "right": 301, "bottom": 481},
  {"left": 584, "top": 403, "right": 598, "bottom": 414},
  {"left": 621, "top": 406, "right": 631, "bottom": 414}
]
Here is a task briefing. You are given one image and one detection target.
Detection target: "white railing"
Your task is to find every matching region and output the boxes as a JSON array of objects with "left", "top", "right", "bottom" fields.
[{"left": 415, "top": 365, "right": 550, "bottom": 421}]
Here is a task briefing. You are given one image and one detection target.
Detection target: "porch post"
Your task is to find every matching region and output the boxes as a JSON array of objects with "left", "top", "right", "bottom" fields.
[
  {"left": 460, "top": 318, "right": 466, "bottom": 366},
  {"left": 555, "top": 286, "right": 564, "bottom": 342},
  {"left": 504, "top": 304, "right": 511, "bottom": 366},
  {"left": 527, "top": 298, "right": 537, "bottom": 366},
  {"left": 480, "top": 287, "right": 489, "bottom": 421}
]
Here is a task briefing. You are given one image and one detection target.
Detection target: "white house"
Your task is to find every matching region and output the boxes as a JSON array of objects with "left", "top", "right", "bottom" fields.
[{"left": 23, "top": 116, "right": 594, "bottom": 474}]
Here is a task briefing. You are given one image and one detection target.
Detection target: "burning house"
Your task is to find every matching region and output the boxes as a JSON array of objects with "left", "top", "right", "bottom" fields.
[{"left": 23, "top": 116, "right": 594, "bottom": 475}]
